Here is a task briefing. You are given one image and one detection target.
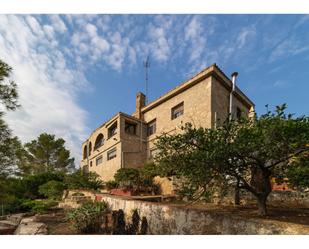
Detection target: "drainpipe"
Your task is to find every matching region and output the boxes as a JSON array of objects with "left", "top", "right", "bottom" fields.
[{"left": 229, "top": 72, "right": 238, "bottom": 121}]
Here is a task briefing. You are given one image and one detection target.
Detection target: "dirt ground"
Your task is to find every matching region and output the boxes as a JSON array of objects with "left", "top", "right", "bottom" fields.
[
  {"left": 35, "top": 209, "right": 77, "bottom": 235},
  {"left": 184, "top": 203, "right": 309, "bottom": 226}
]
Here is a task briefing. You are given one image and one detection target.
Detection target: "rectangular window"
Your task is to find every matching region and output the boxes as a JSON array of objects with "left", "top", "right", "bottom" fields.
[
  {"left": 108, "top": 121, "right": 117, "bottom": 139},
  {"left": 107, "top": 148, "right": 117, "bottom": 160},
  {"left": 125, "top": 120, "right": 137, "bottom": 135},
  {"left": 96, "top": 156, "right": 103, "bottom": 166},
  {"left": 171, "top": 102, "right": 184, "bottom": 120},
  {"left": 147, "top": 119, "right": 156, "bottom": 136}
]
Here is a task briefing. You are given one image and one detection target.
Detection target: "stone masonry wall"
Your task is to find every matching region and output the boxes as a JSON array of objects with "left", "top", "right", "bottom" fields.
[{"left": 97, "top": 194, "right": 309, "bottom": 235}]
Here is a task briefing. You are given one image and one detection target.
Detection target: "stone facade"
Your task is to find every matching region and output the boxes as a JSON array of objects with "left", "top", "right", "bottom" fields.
[
  {"left": 81, "top": 63, "right": 255, "bottom": 181},
  {"left": 97, "top": 194, "right": 309, "bottom": 235}
]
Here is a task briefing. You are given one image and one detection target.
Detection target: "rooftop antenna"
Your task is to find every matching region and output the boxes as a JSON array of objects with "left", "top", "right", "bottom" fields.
[{"left": 143, "top": 55, "right": 150, "bottom": 104}]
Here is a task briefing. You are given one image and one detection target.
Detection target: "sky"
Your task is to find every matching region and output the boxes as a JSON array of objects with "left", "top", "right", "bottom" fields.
[{"left": 0, "top": 14, "right": 309, "bottom": 165}]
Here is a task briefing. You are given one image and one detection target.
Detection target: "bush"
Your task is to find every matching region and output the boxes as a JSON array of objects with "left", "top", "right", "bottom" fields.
[
  {"left": 105, "top": 180, "right": 119, "bottom": 190},
  {"left": 21, "top": 199, "right": 58, "bottom": 214},
  {"left": 114, "top": 168, "right": 140, "bottom": 189},
  {"left": 39, "top": 180, "right": 65, "bottom": 200},
  {"left": 22, "top": 171, "right": 65, "bottom": 199},
  {"left": 64, "top": 170, "right": 103, "bottom": 190},
  {"left": 67, "top": 201, "right": 109, "bottom": 234}
]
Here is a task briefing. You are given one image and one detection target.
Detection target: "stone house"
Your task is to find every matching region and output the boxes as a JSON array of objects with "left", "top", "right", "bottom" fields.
[{"left": 80, "top": 64, "right": 255, "bottom": 181}]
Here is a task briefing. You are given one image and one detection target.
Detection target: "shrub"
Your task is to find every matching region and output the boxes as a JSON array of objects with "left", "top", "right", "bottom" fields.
[
  {"left": 105, "top": 180, "right": 119, "bottom": 190},
  {"left": 21, "top": 199, "right": 58, "bottom": 214},
  {"left": 67, "top": 201, "right": 109, "bottom": 234},
  {"left": 64, "top": 170, "right": 103, "bottom": 190},
  {"left": 22, "top": 171, "right": 65, "bottom": 199},
  {"left": 39, "top": 180, "right": 65, "bottom": 200},
  {"left": 114, "top": 168, "right": 140, "bottom": 189}
]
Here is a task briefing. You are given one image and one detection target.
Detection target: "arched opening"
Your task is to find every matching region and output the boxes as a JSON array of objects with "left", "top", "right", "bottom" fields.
[
  {"left": 88, "top": 142, "right": 92, "bottom": 156},
  {"left": 83, "top": 145, "right": 88, "bottom": 159},
  {"left": 94, "top": 133, "right": 104, "bottom": 150}
]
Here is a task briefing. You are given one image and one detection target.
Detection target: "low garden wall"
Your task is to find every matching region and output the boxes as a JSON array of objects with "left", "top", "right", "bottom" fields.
[{"left": 96, "top": 194, "right": 309, "bottom": 235}]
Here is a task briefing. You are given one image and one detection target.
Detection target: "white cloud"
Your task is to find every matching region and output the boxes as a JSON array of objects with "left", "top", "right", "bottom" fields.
[
  {"left": 0, "top": 15, "right": 89, "bottom": 164},
  {"left": 148, "top": 25, "right": 170, "bottom": 62},
  {"left": 49, "top": 15, "right": 67, "bottom": 33},
  {"left": 237, "top": 27, "right": 256, "bottom": 49}
]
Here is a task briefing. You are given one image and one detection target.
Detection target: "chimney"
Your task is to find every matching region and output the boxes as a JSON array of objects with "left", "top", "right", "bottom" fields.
[
  {"left": 231, "top": 71, "right": 238, "bottom": 91},
  {"left": 134, "top": 92, "right": 146, "bottom": 119},
  {"left": 229, "top": 72, "right": 238, "bottom": 120}
]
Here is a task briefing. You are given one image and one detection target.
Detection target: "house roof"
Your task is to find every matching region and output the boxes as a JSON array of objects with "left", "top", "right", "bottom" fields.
[{"left": 141, "top": 63, "right": 254, "bottom": 113}]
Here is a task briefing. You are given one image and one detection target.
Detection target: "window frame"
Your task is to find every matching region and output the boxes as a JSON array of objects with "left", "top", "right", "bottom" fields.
[
  {"left": 108, "top": 121, "right": 118, "bottom": 139},
  {"left": 107, "top": 148, "right": 117, "bottom": 161},
  {"left": 96, "top": 155, "right": 103, "bottom": 166},
  {"left": 147, "top": 119, "right": 156, "bottom": 136},
  {"left": 171, "top": 102, "right": 184, "bottom": 120}
]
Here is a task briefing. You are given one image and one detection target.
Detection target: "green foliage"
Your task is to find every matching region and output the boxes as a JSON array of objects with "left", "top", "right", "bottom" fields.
[
  {"left": 155, "top": 104, "right": 309, "bottom": 215},
  {"left": 21, "top": 199, "right": 58, "bottom": 214},
  {"left": 39, "top": 180, "right": 65, "bottom": 200},
  {"left": 286, "top": 156, "right": 309, "bottom": 190},
  {"left": 67, "top": 201, "right": 109, "bottom": 234},
  {"left": 17, "top": 133, "right": 75, "bottom": 175},
  {"left": 0, "top": 114, "right": 22, "bottom": 177},
  {"left": 64, "top": 169, "right": 103, "bottom": 190},
  {"left": 114, "top": 165, "right": 160, "bottom": 193},
  {"left": 22, "top": 171, "right": 65, "bottom": 199},
  {"left": 114, "top": 168, "right": 140, "bottom": 188},
  {"left": 105, "top": 180, "right": 119, "bottom": 190},
  {"left": 0, "top": 59, "right": 19, "bottom": 111}
]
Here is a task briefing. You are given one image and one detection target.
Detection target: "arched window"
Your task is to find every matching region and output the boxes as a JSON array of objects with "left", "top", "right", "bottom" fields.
[
  {"left": 94, "top": 133, "right": 104, "bottom": 150},
  {"left": 83, "top": 145, "right": 88, "bottom": 159},
  {"left": 88, "top": 142, "right": 92, "bottom": 156}
]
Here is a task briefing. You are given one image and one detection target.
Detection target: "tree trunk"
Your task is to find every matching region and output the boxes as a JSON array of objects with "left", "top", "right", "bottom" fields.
[
  {"left": 234, "top": 179, "right": 240, "bottom": 206},
  {"left": 257, "top": 195, "right": 267, "bottom": 216},
  {"left": 250, "top": 167, "right": 272, "bottom": 216}
]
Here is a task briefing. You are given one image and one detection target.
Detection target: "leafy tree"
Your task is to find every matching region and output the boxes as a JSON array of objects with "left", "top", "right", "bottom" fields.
[
  {"left": 285, "top": 155, "right": 309, "bottom": 190},
  {"left": 0, "top": 59, "right": 20, "bottom": 177},
  {"left": 0, "top": 115, "right": 23, "bottom": 177},
  {"left": 38, "top": 180, "right": 65, "bottom": 200},
  {"left": 22, "top": 171, "right": 65, "bottom": 199},
  {"left": 155, "top": 105, "right": 309, "bottom": 215},
  {"left": 17, "top": 133, "right": 75, "bottom": 175},
  {"left": 114, "top": 168, "right": 140, "bottom": 188},
  {"left": 64, "top": 169, "right": 103, "bottom": 190},
  {"left": 0, "top": 59, "right": 19, "bottom": 111}
]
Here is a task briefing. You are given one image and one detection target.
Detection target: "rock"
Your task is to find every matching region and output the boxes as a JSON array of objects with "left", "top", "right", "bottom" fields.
[{"left": 14, "top": 216, "right": 48, "bottom": 235}]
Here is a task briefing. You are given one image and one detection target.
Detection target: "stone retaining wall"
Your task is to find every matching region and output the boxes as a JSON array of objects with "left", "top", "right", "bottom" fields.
[{"left": 97, "top": 194, "right": 309, "bottom": 235}]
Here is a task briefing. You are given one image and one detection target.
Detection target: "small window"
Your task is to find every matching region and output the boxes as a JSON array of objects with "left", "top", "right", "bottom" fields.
[
  {"left": 96, "top": 156, "right": 103, "bottom": 166},
  {"left": 108, "top": 121, "right": 117, "bottom": 139},
  {"left": 94, "top": 133, "right": 104, "bottom": 150},
  {"left": 90, "top": 160, "right": 93, "bottom": 167},
  {"left": 107, "top": 148, "right": 117, "bottom": 160},
  {"left": 125, "top": 121, "right": 137, "bottom": 135},
  {"left": 171, "top": 102, "right": 184, "bottom": 120},
  {"left": 147, "top": 119, "right": 156, "bottom": 136},
  {"left": 236, "top": 107, "right": 242, "bottom": 120}
]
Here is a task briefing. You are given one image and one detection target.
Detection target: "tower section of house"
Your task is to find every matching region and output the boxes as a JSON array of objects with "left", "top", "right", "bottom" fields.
[{"left": 80, "top": 63, "right": 255, "bottom": 181}]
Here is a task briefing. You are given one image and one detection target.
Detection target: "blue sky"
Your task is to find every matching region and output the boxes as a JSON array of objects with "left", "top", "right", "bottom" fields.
[{"left": 0, "top": 14, "right": 309, "bottom": 163}]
